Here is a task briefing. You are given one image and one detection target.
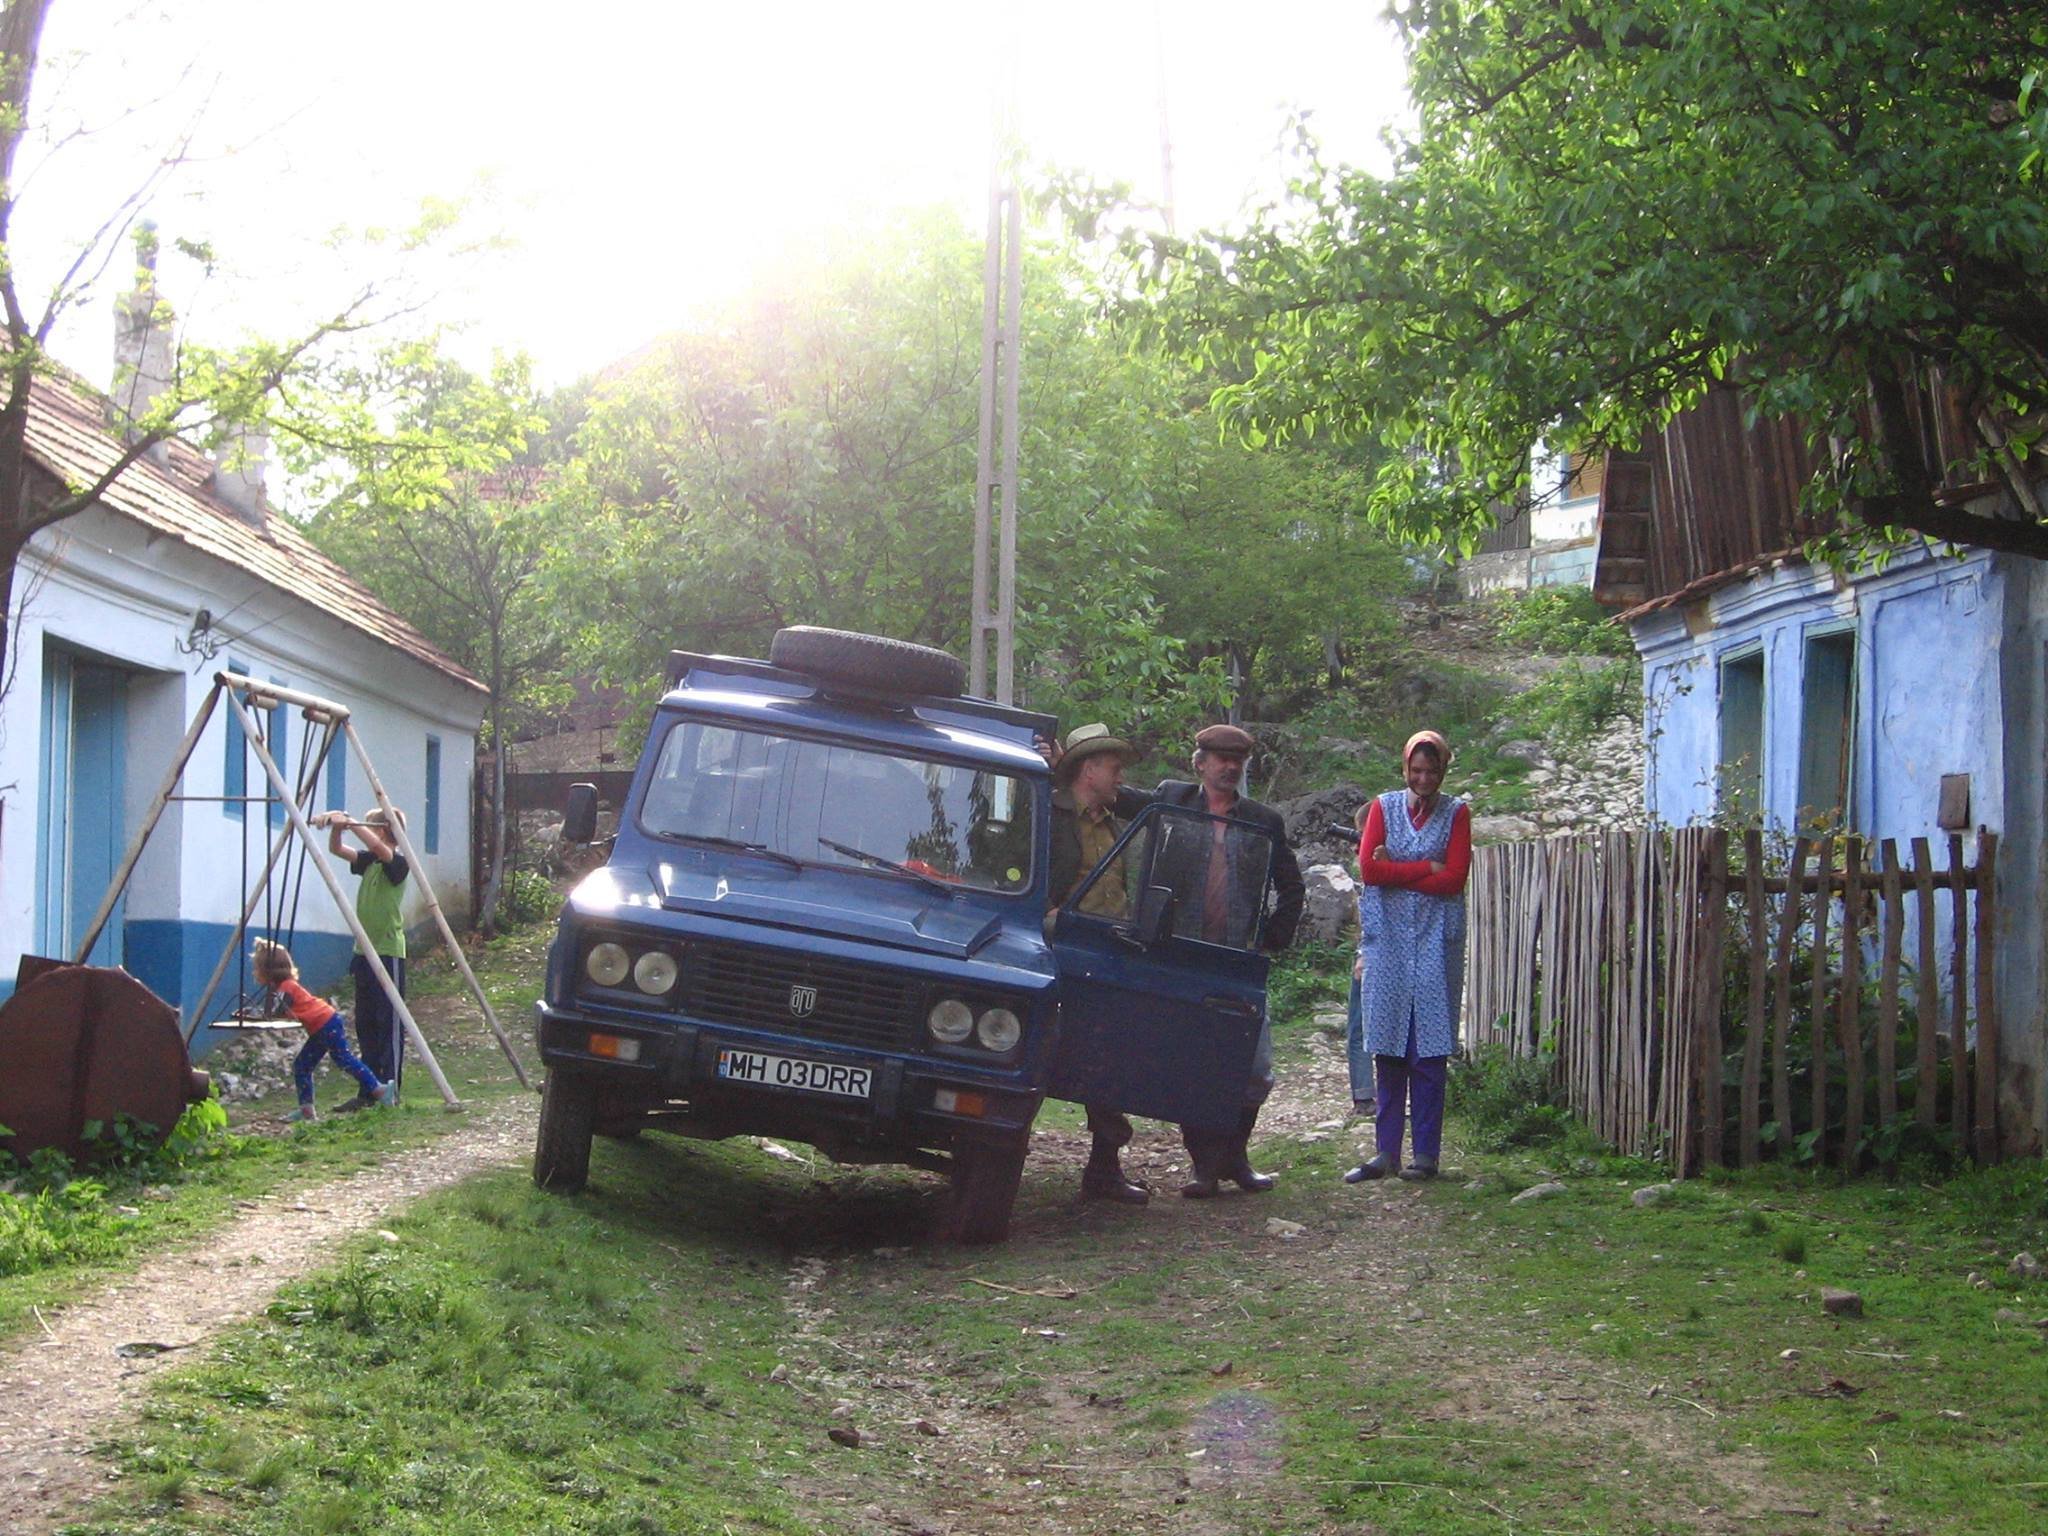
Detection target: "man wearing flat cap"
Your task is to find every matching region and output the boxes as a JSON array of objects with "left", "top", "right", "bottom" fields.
[
  {"left": 1116, "top": 722, "right": 1305, "bottom": 1197},
  {"left": 1049, "top": 723, "right": 1153, "bottom": 1204}
]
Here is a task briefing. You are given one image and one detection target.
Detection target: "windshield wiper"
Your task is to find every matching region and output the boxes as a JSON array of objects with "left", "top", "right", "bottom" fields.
[
  {"left": 817, "top": 836, "right": 958, "bottom": 897},
  {"left": 676, "top": 834, "right": 803, "bottom": 870}
]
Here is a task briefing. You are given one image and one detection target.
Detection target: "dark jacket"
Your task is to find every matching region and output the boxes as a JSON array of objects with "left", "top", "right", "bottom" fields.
[{"left": 1113, "top": 779, "right": 1304, "bottom": 952}]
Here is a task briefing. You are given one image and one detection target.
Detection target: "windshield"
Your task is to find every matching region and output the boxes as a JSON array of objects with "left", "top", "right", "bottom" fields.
[{"left": 638, "top": 720, "right": 1035, "bottom": 894}]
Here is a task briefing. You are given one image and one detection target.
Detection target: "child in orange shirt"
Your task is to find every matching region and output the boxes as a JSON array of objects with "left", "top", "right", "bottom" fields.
[{"left": 252, "top": 939, "right": 391, "bottom": 1123}]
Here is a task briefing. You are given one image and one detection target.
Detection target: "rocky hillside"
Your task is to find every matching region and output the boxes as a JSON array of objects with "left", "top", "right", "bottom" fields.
[{"left": 1267, "top": 586, "right": 1646, "bottom": 946}]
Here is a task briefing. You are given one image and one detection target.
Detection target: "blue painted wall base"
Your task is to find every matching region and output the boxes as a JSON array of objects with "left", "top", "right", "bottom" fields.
[{"left": 123, "top": 919, "right": 358, "bottom": 1061}]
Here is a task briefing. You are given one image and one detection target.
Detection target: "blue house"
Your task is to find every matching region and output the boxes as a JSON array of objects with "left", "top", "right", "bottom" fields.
[{"left": 1594, "top": 387, "right": 2048, "bottom": 1156}]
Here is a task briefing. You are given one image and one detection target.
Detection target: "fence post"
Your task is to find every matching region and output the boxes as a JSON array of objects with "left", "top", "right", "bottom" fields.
[
  {"left": 1948, "top": 834, "right": 1970, "bottom": 1136},
  {"left": 1697, "top": 830, "right": 1729, "bottom": 1170},
  {"left": 1739, "top": 829, "right": 1767, "bottom": 1166},
  {"left": 1876, "top": 838, "right": 1903, "bottom": 1129},
  {"left": 1974, "top": 832, "right": 2000, "bottom": 1163},
  {"left": 1837, "top": 839, "right": 1865, "bottom": 1172},
  {"left": 1910, "top": 837, "right": 1939, "bottom": 1127},
  {"left": 1807, "top": 837, "right": 1836, "bottom": 1166}
]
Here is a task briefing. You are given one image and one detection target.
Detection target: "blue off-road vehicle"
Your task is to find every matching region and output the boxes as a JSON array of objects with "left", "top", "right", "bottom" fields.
[{"left": 533, "top": 628, "right": 1282, "bottom": 1242}]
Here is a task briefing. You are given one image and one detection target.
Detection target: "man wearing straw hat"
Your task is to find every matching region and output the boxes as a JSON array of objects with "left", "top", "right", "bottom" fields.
[{"left": 1049, "top": 722, "right": 1154, "bottom": 1205}]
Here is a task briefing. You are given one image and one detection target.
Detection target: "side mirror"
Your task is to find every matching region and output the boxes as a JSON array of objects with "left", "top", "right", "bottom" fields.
[
  {"left": 1127, "top": 884, "right": 1176, "bottom": 948},
  {"left": 562, "top": 782, "right": 598, "bottom": 844}
]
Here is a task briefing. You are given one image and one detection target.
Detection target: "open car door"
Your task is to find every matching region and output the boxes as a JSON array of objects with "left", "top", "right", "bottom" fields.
[{"left": 1046, "top": 803, "right": 1276, "bottom": 1130}]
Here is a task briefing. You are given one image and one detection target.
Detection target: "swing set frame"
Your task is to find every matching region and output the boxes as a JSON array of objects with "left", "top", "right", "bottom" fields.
[{"left": 67, "top": 671, "right": 535, "bottom": 1106}]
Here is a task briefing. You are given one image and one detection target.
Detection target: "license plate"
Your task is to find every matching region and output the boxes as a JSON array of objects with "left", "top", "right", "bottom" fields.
[{"left": 715, "top": 1048, "right": 872, "bottom": 1099}]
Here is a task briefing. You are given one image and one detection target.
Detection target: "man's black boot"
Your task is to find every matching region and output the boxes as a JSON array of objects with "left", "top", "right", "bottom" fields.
[{"left": 1080, "top": 1154, "right": 1150, "bottom": 1205}]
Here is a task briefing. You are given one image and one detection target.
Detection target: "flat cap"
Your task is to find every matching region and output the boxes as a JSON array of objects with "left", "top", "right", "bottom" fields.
[{"left": 1193, "top": 723, "right": 1257, "bottom": 755}]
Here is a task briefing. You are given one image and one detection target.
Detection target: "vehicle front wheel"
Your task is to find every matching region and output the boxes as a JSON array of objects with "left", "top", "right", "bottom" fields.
[
  {"left": 533, "top": 1071, "right": 597, "bottom": 1193},
  {"left": 942, "top": 1132, "right": 1031, "bottom": 1245}
]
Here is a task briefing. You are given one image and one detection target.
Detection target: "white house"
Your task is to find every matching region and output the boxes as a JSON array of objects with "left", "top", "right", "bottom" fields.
[
  {"left": 0, "top": 368, "right": 486, "bottom": 1048},
  {"left": 1459, "top": 441, "right": 1605, "bottom": 596}
]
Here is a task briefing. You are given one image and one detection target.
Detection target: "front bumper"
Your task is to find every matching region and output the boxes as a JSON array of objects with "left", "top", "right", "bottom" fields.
[{"left": 534, "top": 1001, "right": 1040, "bottom": 1141}]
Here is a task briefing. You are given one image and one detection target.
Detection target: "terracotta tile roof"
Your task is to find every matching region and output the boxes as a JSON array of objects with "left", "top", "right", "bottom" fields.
[{"left": 24, "top": 374, "right": 485, "bottom": 695}]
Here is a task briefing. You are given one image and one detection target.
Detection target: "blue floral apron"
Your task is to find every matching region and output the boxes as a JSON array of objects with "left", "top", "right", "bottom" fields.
[{"left": 1357, "top": 790, "right": 1467, "bottom": 1059}]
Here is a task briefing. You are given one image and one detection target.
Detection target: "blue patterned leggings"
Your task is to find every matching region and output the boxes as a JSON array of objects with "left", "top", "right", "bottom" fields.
[{"left": 293, "top": 1016, "right": 383, "bottom": 1104}]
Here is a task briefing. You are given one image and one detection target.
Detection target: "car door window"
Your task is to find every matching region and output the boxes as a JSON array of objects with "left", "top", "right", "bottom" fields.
[{"left": 1064, "top": 806, "right": 1276, "bottom": 952}]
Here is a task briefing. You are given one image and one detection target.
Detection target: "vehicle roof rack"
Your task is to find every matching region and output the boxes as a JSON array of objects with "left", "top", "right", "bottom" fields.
[{"left": 664, "top": 650, "right": 1057, "bottom": 746}]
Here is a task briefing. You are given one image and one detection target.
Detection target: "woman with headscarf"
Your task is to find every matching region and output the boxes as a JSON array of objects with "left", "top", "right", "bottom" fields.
[{"left": 1345, "top": 730, "right": 1471, "bottom": 1183}]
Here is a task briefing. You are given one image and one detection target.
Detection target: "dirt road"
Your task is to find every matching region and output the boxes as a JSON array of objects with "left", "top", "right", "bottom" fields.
[{"left": 0, "top": 1021, "right": 1795, "bottom": 1535}]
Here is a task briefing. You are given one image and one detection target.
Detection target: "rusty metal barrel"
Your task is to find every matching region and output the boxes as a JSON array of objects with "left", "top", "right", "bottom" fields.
[{"left": 0, "top": 957, "right": 213, "bottom": 1162}]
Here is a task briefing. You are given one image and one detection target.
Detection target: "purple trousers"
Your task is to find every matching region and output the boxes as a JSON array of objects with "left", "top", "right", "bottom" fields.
[{"left": 1375, "top": 1023, "right": 1447, "bottom": 1166}]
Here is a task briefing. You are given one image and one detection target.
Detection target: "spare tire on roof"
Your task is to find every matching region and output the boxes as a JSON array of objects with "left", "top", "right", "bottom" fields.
[{"left": 769, "top": 626, "right": 968, "bottom": 698}]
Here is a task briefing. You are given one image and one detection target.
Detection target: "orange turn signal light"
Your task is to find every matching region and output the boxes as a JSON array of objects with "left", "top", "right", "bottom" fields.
[
  {"left": 933, "top": 1088, "right": 986, "bottom": 1117},
  {"left": 587, "top": 1032, "right": 641, "bottom": 1062}
]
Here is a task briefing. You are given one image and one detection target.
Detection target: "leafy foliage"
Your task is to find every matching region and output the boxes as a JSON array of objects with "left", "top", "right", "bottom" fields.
[
  {"left": 497, "top": 868, "right": 558, "bottom": 928},
  {"left": 556, "top": 212, "right": 1406, "bottom": 753},
  {"left": 1116, "top": 0, "right": 2048, "bottom": 559},
  {"left": 1491, "top": 588, "right": 1632, "bottom": 659},
  {"left": 1448, "top": 1044, "right": 1573, "bottom": 1150},
  {"left": 0, "top": 1100, "right": 235, "bottom": 1277},
  {"left": 1493, "top": 656, "right": 1641, "bottom": 751}
]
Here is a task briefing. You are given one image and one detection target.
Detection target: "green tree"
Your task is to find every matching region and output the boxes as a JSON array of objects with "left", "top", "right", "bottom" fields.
[
  {"left": 300, "top": 344, "right": 553, "bottom": 930},
  {"left": 562, "top": 213, "right": 1229, "bottom": 748},
  {"left": 1145, "top": 431, "right": 1408, "bottom": 718},
  {"left": 1124, "top": 0, "right": 2048, "bottom": 559}
]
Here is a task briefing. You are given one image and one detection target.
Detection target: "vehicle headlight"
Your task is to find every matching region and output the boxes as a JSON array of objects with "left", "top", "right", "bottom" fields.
[
  {"left": 586, "top": 942, "right": 630, "bottom": 988},
  {"left": 927, "top": 998, "right": 974, "bottom": 1043},
  {"left": 975, "top": 1007, "right": 1021, "bottom": 1053},
  {"left": 633, "top": 950, "right": 679, "bottom": 995}
]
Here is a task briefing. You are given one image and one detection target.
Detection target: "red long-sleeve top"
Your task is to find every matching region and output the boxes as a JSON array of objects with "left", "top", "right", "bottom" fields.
[
  {"left": 273, "top": 977, "right": 340, "bottom": 1035},
  {"left": 1358, "top": 796, "right": 1472, "bottom": 897}
]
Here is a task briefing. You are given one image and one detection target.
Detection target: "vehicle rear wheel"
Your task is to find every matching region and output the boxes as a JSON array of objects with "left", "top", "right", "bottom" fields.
[
  {"left": 942, "top": 1132, "right": 1031, "bottom": 1245},
  {"left": 769, "top": 626, "right": 967, "bottom": 698},
  {"left": 533, "top": 1071, "right": 597, "bottom": 1193}
]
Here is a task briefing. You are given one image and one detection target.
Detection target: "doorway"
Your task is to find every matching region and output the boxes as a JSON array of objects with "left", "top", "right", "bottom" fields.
[{"left": 35, "top": 646, "right": 130, "bottom": 966}]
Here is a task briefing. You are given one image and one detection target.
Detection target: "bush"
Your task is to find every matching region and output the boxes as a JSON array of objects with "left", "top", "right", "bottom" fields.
[
  {"left": 1448, "top": 1044, "right": 1573, "bottom": 1149},
  {"left": 0, "top": 1099, "right": 241, "bottom": 1277},
  {"left": 1493, "top": 657, "right": 1641, "bottom": 749},
  {"left": 1492, "top": 588, "right": 1634, "bottom": 657},
  {"left": 500, "top": 868, "right": 560, "bottom": 927}
]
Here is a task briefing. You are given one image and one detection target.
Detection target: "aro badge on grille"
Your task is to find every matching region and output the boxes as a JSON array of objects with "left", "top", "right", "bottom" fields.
[{"left": 788, "top": 984, "right": 819, "bottom": 1018}]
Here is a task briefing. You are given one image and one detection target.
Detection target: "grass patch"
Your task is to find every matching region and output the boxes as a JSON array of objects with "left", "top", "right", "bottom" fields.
[
  {"left": 0, "top": 931, "right": 546, "bottom": 1345},
  {"left": 1437, "top": 1141, "right": 2048, "bottom": 1534},
  {"left": 73, "top": 1153, "right": 819, "bottom": 1535}
]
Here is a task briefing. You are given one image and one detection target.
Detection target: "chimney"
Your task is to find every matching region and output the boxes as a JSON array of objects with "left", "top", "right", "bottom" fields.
[
  {"left": 210, "top": 427, "right": 270, "bottom": 531},
  {"left": 111, "top": 221, "right": 175, "bottom": 452}
]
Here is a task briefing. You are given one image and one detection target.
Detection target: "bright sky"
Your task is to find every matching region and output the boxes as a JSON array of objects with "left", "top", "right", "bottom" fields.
[{"left": 22, "top": 0, "right": 1410, "bottom": 388}]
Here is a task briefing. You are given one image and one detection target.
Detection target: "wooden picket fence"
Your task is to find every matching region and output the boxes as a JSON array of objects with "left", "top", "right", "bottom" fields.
[{"left": 1464, "top": 828, "right": 2001, "bottom": 1171}]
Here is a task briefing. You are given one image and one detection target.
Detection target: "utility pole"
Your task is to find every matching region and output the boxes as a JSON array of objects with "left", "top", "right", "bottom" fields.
[
  {"left": 971, "top": 111, "right": 1023, "bottom": 703},
  {"left": 1153, "top": 0, "right": 1177, "bottom": 235}
]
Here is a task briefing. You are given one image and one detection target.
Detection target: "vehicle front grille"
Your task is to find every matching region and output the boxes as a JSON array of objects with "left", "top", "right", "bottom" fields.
[{"left": 685, "top": 942, "right": 918, "bottom": 1051}]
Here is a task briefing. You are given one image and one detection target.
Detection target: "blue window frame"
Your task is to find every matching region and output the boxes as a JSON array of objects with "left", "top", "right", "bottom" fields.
[
  {"left": 326, "top": 733, "right": 348, "bottom": 813},
  {"left": 224, "top": 656, "right": 249, "bottom": 820},
  {"left": 424, "top": 734, "right": 442, "bottom": 855},
  {"left": 266, "top": 677, "right": 287, "bottom": 831}
]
